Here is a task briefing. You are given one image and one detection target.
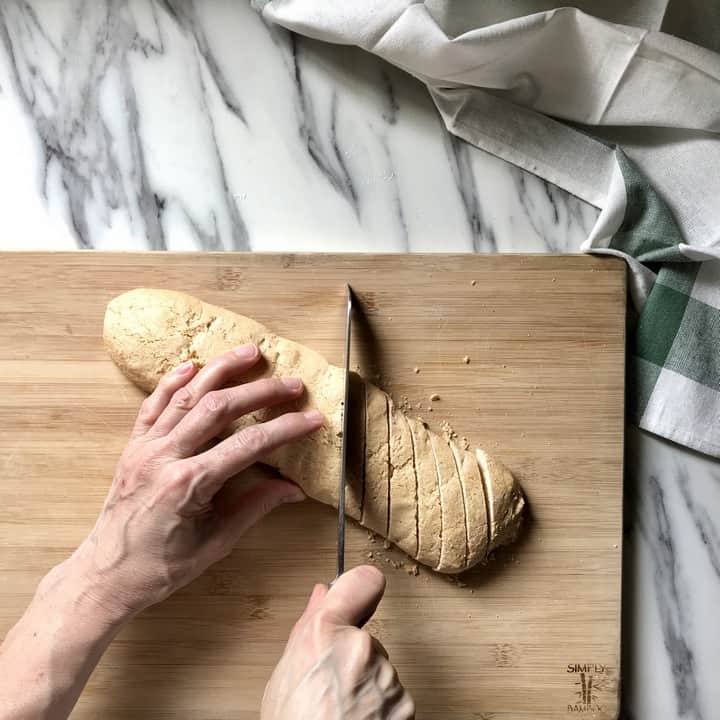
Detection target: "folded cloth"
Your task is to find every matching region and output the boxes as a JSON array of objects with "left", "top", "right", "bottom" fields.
[{"left": 256, "top": 0, "right": 720, "bottom": 458}]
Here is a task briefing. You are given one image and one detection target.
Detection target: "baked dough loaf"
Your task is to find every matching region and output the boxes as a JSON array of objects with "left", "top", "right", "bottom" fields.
[{"left": 104, "top": 288, "right": 525, "bottom": 573}]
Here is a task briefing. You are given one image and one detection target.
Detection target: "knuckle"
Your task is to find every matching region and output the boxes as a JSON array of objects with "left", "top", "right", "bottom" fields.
[
  {"left": 270, "top": 376, "right": 290, "bottom": 393},
  {"left": 235, "top": 424, "right": 269, "bottom": 455},
  {"left": 161, "top": 463, "right": 193, "bottom": 491},
  {"left": 400, "top": 692, "right": 416, "bottom": 719},
  {"left": 309, "top": 608, "right": 332, "bottom": 640},
  {"left": 201, "top": 390, "right": 228, "bottom": 416},
  {"left": 172, "top": 385, "right": 196, "bottom": 412},
  {"left": 352, "top": 630, "right": 374, "bottom": 662},
  {"left": 138, "top": 396, "right": 155, "bottom": 419}
]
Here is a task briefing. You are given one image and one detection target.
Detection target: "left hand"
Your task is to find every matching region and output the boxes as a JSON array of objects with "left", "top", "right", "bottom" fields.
[{"left": 69, "top": 343, "right": 323, "bottom": 620}]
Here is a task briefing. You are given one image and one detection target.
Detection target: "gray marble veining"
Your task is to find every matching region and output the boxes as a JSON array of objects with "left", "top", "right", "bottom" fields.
[
  {"left": 0, "top": 0, "right": 597, "bottom": 253},
  {"left": 0, "top": 2, "right": 718, "bottom": 719}
]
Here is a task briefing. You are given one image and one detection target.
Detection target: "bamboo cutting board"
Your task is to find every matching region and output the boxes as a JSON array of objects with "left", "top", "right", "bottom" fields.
[{"left": 0, "top": 253, "right": 625, "bottom": 720}]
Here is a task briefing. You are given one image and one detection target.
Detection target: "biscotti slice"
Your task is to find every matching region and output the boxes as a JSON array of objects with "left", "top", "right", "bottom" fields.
[
  {"left": 476, "top": 448, "right": 525, "bottom": 552},
  {"left": 361, "top": 383, "right": 390, "bottom": 537},
  {"left": 429, "top": 432, "right": 467, "bottom": 573},
  {"left": 387, "top": 399, "right": 418, "bottom": 559},
  {"left": 407, "top": 417, "right": 441, "bottom": 570},
  {"left": 451, "top": 442, "right": 489, "bottom": 568}
]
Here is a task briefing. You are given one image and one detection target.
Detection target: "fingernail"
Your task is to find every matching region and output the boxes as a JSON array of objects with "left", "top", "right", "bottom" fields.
[
  {"left": 234, "top": 344, "right": 258, "bottom": 359},
  {"left": 281, "top": 377, "right": 303, "bottom": 391},
  {"left": 304, "top": 410, "right": 324, "bottom": 423},
  {"left": 284, "top": 486, "right": 306, "bottom": 503},
  {"left": 174, "top": 360, "right": 195, "bottom": 375}
]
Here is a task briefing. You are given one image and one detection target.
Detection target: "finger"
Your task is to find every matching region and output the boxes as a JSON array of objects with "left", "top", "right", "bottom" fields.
[
  {"left": 305, "top": 583, "right": 330, "bottom": 615},
  {"left": 131, "top": 360, "right": 198, "bottom": 439},
  {"left": 389, "top": 690, "right": 416, "bottom": 720},
  {"left": 212, "top": 474, "right": 306, "bottom": 550},
  {"left": 150, "top": 344, "right": 260, "bottom": 436},
  {"left": 372, "top": 636, "right": 389, "bottom": 660},
  {"left": 168, "top": 376, "right": 305, "bottom": 457},
  {"left": 187, "top": 410, "right": 324, "bottom": 500},
  {"left": 318, "top": 565, "right": 386, "bottom": 628},
  {"left": 286, "top": 582, "right": 329, "bottom": 643}
]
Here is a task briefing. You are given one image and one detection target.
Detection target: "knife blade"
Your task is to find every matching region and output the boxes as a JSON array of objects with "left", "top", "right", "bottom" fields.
[{"left": 336, "top": 284, "right": 354, "bottom": 580}]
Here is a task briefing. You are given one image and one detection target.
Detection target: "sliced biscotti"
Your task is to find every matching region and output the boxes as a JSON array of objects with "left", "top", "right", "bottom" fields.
[
  {"left": 361, "top": 383, "right": 390, "bottom": 537},
  {"left": 387, "top": 399, "right": 418, "bottom": 560},
  {"left": 406, "top": 417, "right": 442, "bottom": 570},
  {"left": 451, "top": 442, "right": 489, "bottom": 568},
  {"left": 104, "top": 288, "right": 525, "bottom": 573},
  {"left": 429, "top": 431, "right": 467, "bottom": 573},
  {"left": 476, "top": 449, "right": 525, "bottom": 552}
]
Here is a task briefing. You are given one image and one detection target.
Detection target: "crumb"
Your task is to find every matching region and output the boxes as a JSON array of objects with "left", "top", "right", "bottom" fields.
[
  {"left": 441, "top": 419, "right": 458, "bottom": 442},
  {"left": 430, "top": 393, "right": 440, "bottom": 402},
  {"left": 413, "top": 367, "right": 420, "bottom": 374},
  {"left": 471, "top": 280, "right": 477, "bottom": 286},
  {"left": 428, "top": 407, "right": 433, "bottom": 412},
  {"left": 406, "top": 564, "right": 419, "bottom": 576},
  {"left": 391, "top": 560, "right": 402, "bottom": 570},
  {"left": 460, "top": 436, "right": 470, "bottom": 450},
  {"left": 383, "top": 539, "right": 392, "bottom": 550},
  {"left": 367, "top": 551, "right": 374, "bottom": 559},
  {"left": 551, "top": 277, "right": 557, "bottom": 283},
  {"left": 470, "top": 589, "right": 474, "bottom": 594},
  {"left": 462, "top": 356, "right": 470, "bottom": 364},
  {"left": 613, "top": 543, "right": 618, "bottom": 549},
  {"left": 502, "top": 364, "right": 507, "bottom": 368}
]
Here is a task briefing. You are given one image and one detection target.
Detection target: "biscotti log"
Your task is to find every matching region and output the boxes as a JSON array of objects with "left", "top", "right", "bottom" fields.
[{"left": 104, "top": 289, "right": 525, "bottom": 573}]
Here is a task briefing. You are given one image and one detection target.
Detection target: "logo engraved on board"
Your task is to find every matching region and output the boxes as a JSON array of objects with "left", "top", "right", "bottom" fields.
[{"left": 566, "top": 663, "right": 611, "bottom": 714}]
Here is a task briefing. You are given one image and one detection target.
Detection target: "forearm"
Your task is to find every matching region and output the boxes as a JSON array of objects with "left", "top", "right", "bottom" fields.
[{"left": 0, "top": 555, "right": 128, "bottom": 720}]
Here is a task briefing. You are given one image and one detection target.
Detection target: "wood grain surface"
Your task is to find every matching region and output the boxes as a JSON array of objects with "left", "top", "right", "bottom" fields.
[{"left": 0, "top": 252, "right": 625, "bottom": 719}]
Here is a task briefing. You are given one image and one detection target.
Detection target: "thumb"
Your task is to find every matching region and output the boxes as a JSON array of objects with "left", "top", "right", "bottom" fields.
[
  {"left": 319, "top": 565, "right": 386, "bottom": 628},
  {"left": 215, "top": 471, "right": 305, "bottom": 544}
]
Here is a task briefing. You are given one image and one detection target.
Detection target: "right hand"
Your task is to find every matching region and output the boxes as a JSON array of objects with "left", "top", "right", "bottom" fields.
[{"left": 261, "top": 565, "right": 415, "bottom": 720}]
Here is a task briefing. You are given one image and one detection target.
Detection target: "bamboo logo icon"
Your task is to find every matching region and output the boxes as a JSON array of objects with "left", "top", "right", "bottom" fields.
[
  {"left": 576, "top": 672, "right": 594, "bottom": 705},
  {"left": 566, "top": 663, "right": 609, "bottom": 712}
]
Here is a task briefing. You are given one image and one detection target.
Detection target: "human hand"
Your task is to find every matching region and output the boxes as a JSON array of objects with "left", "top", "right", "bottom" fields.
[
  {"left": 262, "top": 566, "right": 415, "bottom": 720},
  {"left": 69, "top": 343, "right": 323, "bottom": 620}
]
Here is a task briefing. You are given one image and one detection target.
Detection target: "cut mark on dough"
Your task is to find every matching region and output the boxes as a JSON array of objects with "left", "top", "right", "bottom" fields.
[
  {"left": 385, "top": 395, "right": 391, "bottom": 538},
  {"left": 428, "top": 428, "right": 444, "bottom": 572},
  {"left": 450, "top": 443, "right": 471, "bottom": 570},
  {"left": 361, "top": 382, "right": 371, "bottom": 526},
  {"left": 359, "top": 380, "right": 367, "bottom": 519},
  {"left": 477, "top": 452, "right": 494, "bottom": 553},
  {"left": 407, "top": 415, "right": 420, "bottom": 565}
]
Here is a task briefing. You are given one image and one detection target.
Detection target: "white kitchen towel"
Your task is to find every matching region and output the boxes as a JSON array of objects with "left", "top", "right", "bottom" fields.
[{"left": 256, "top": 1, "right": 720, "bottom": 458}]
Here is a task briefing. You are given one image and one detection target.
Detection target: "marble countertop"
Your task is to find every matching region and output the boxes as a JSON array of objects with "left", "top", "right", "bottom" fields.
[{"left": 0, "top": 3, "right": 717, "bottom": 718}]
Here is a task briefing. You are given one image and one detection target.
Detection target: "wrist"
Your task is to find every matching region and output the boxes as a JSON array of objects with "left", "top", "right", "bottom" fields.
[
  {"left": 36, "top": 552, "right": 134, "bottom": 635},
  {"left": 0, "top": 553, "right": 129, "bottom": 719}
]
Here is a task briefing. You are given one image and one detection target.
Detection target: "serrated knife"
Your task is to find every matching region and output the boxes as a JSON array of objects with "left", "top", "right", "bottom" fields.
[{"left": 335, "top": 284, "right": 354, "bottom": 581}]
